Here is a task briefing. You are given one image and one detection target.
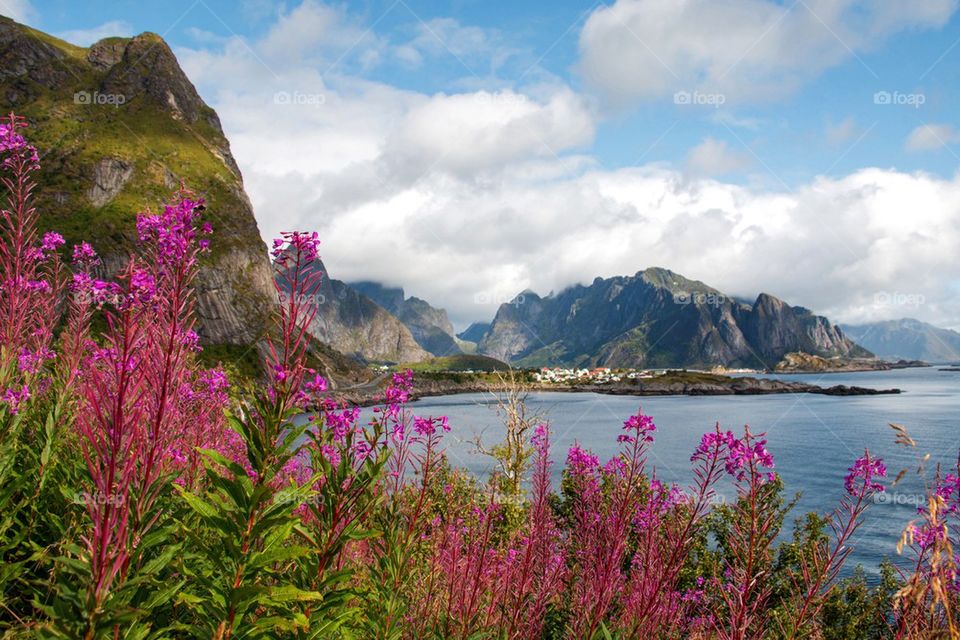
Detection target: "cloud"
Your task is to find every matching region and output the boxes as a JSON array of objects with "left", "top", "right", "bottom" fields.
[
  {"left": 56, "top": 20, "right": 135, "bottom": 46},
  {"left": 905, "top": 123, "right": 960, "bottom": 151},
  {"left": 826, "top": 117, "right": 862, "bottom": 146},
  {"left": 0, "top": 0, "right": 35, "bottom": 24},
  {"left": 685, "top": 138, "right": 752, "bottom": 176},
  {"left": 175, "top": 1, "right": 960, "bottom": 333},
  {"left": 577, "top": 0, "right": 958, "bottom": 106}
]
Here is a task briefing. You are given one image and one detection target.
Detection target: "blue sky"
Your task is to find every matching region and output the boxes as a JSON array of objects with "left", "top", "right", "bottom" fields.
[
  {"left": 4, "top": 0, "right": 960, "bottom": 329},
  {"left": 19, "top": 0, "right": 960, "bottom": 181}
]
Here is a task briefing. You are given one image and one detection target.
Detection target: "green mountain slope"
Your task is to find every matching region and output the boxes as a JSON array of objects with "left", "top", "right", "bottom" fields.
[{"left": 0, "top": 16, "right": 274, "bottom": 348}]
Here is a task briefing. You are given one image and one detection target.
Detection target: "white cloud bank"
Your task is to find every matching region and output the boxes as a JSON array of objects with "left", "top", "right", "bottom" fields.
[
  {"left": 174, "top": 1, "right": 960, "bottom": 331},
  {"left": 577, "top": 0, "right": 958, "bottom": 105}
]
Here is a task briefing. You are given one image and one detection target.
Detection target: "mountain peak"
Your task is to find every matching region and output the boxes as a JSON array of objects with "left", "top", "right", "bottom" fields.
[
  {"left": 1, "top": 18, "right": 274, "bottom": 347},
  {"left": 479, "top": 267, "right": 865, "bottom": 368}
]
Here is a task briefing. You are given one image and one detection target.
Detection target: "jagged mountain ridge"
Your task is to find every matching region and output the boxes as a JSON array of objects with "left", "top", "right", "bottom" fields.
[
  {"left": 841, "top": 319, "right": 960, "bottom": 362},
  {"left": 478, "top": 267, "right": 870, "bottom": 369},
  {"left": 350, "top": 281, "right": 462, "bottom": 357},
  {"left": 276, "top": 261, "right": 429, "bottom": 364}
]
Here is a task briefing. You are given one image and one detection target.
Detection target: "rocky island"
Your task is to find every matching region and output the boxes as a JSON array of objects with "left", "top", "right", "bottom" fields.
[{"left": 327, "top": 368, "right": 900, "bottom": 407}]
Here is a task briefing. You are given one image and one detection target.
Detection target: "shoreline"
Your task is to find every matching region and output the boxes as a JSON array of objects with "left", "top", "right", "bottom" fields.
[{"left": 327, "top": 373, "right": 901, "bottom": 408}]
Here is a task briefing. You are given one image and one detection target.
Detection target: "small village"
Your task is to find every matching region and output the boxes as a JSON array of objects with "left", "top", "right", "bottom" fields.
[{"left": 532, "top": 366, "right": 654, "bottom": 384}]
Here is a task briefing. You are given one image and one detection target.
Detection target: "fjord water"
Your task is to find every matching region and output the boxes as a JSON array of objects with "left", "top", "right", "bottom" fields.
[{"left": 403, "top": 366, "right": 958, "bottom": 573}]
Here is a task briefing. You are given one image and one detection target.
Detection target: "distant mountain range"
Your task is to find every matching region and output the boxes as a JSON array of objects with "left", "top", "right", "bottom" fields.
[
  {"left": 840, "top": 319, "right": 960, "bottom": 362},
  {"left": 350, "top": 282, "right": 463, "bottom": 357},
  {"left": 474, "top": 267, "right": 870, "bottom": 369},
  {"left": 275, "top": 259, "right": 432, "bottom": 364}
]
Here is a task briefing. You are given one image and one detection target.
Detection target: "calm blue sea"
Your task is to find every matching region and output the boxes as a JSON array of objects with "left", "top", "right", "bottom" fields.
[{"left": 393, "top": 366, "right": 959, "bottom": 574}]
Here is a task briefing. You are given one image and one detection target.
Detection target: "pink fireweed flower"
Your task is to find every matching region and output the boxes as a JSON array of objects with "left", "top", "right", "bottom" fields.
[
  {"left": 2, "top": 384, "right": 30, "bottom": 414},
  {"left": 136, "top": 197, "right": 207, "bottom": 267},
  {"left": 197, "top": 367, "right": 230, "bottom": 404},
  {"left": 71, "top": 273, "right": 122, "bottom": 308},
  {"left": 936, "top": 473, "right": 960, "bottom": 513},
  {"left": 844, "top": 453, "right": 886, "bottom": 495},
  {"left": 17, "top": 346, "right": 54, "bottom": 374},
  {"left": 619, "top": 411, "right": 656, "bottom": 444},
  {"left": 304, "top": 372, "right": 328, "bottom": 394},
  {"left": 180, "top": 329, "right": 201, "bottom": 352},
  {"left": 910, "top": 523, "right": 946, "bottom": 550},
  {"left": 566, "top": 444, "right": 600, "bottom": 475},
  {"left": 128, "top": 269, "right": 156, "bottom": 305},
  {"left": 0, "top": 114, "right": 39, "bottom": 167},
  {"left": 271, "top": 231, "right": 320, "bottom": 264},
  {"left": 41, "top": 231, "right": 65, "bottom": 252},
  {"left": 325, "top": 406, "right": 361, "bottom": 442},
  {"left": 385, "top": 369, "right": 414, "bottom": 405},
  {"left": 72, "top": 242, "right": 100, "bottom": 268},
  {"left": 412, "top": 415, "right": 450, "bottom": 437},
  {"left": 24, "top": 279, "right": 51, "bottom": 293},
  {"left": 725, "top": 432, "right": 775, "bottom": 481},
  {"left": 691, "top": 429, "right": 734, "bottom": 461}
]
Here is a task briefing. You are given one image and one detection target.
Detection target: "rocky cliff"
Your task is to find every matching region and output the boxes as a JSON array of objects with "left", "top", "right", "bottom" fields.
[
  {"left": 279, "top": 264, "right": 430, "bottom": 364},
  {"left": 478, "top": 267, "right": 870, "bottom": 369},
  {"left": 0, "top": 17, "right": 275, "bottom": 347},
  {"left": 350, "top": 281, "right": 462, "bottom": 357}
]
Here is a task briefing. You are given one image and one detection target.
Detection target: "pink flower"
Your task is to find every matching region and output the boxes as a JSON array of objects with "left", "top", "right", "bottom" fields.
[
  {"left": 41, "top": 231, "right": 65, "bottom": 252},
  {"left": 129, "top": 269, "right": 156, "bottom": 305},
  {"left": 620, "top": 411, "right": 656, "bottom": 444},
  {"left": 271, "top": 231, "right": 320, "bottom": 263},
  {"left": 17, "top": 347, "right": 54, "bottom": 374},
  {"left": 844, "top": 453, "right": 886, "bottom": 495},
  {"left": 72, "top": 242, "right": 100, "bottom": 267},
  {"left": 181, "top": 330, "right": 201, "bottom": 352},
  {"left": 304, "top": 372, "right": 328, "bottom": 394},
  {"left": 198, "top": 367, "right": 230, "bottom": 403},
  {"left": 725, "top": 433, "right": 775, "bottom": 482},
  {"left": 566, "top": 445, "right": 600, "bottom": 475},
  {"left": 413, "top": 415, "right": 450, "bottom": 436},
  {"left": 2, "top": 384, "right": 30, "bottom": 414}
]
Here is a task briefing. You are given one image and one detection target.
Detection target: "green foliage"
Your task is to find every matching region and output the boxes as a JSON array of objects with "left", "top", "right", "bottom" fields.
[{"left": 174, "top": 398, "right": 320, "bottom": 639}]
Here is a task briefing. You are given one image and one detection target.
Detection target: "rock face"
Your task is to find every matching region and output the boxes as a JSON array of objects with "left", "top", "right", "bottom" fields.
[
  {"left": 279, "top": 265, "right": 430, "bottom": 364},
  {"left": 458, "top": 322, "right": 491, "bottom": 344},
  {"left": 350, "top": 281, "right": 462, "bottom": 357},
  {"left": 841, "top": 318, "right": 960, "bottom": 362},
  {"left": 478, "top": 267, "right": 869, "bottom": 369},
  {"left": 0, "top": 17, "right": 275, "bottom": 347}
]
